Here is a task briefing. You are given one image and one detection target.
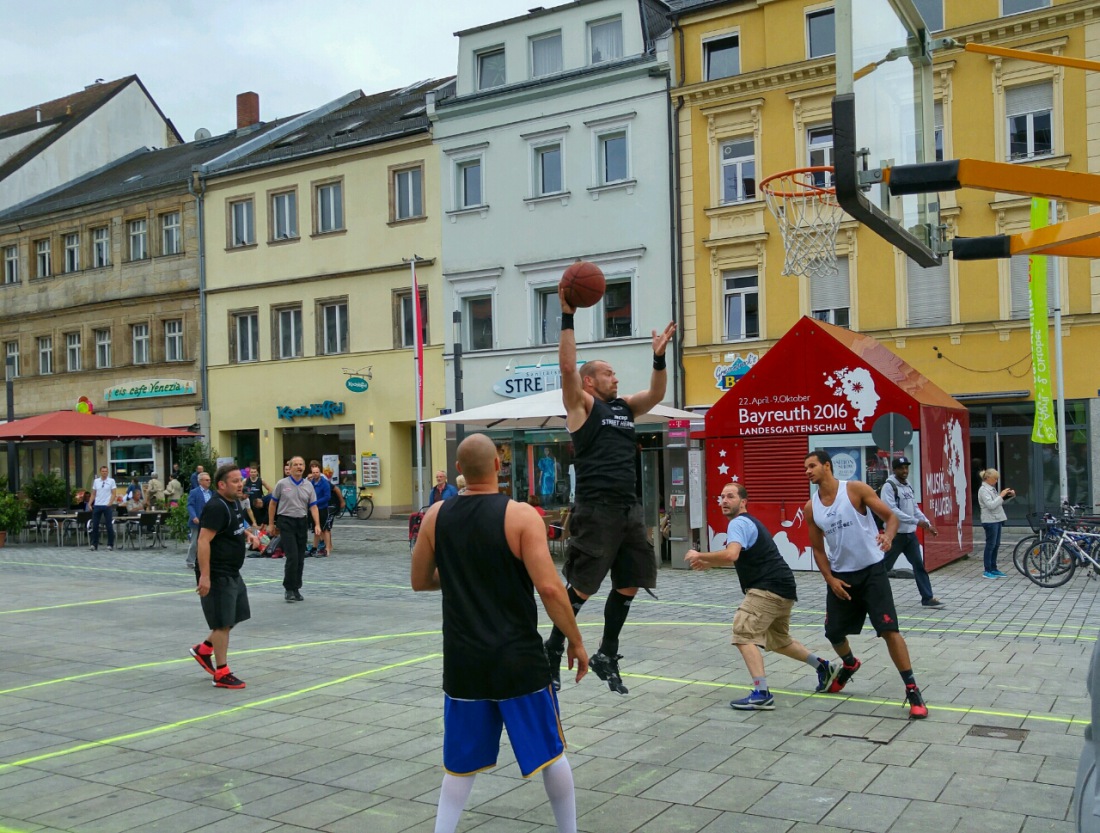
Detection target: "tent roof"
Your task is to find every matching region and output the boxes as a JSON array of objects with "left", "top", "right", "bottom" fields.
[
  {"left": 0, "top": 410, "right": 199, "bottom": 441},
  {"left": 425, "top": 389, "right": 697, "bottom": 429}
]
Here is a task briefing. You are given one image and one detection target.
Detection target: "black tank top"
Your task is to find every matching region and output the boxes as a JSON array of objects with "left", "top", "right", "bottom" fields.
[
  {"left": 733, "top": 513, "right": 798, "bottom": 601},
  {"left": 435, "top": 493, "right": 551, "bottom": 699},
  {"left": 571, "top": 396, "right": 637, "bottom": 504}
]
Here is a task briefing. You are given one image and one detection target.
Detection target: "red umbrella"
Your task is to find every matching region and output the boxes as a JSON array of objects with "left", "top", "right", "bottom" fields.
[{"left": 0, "top": 410, "right": 198, "bottom": 441}]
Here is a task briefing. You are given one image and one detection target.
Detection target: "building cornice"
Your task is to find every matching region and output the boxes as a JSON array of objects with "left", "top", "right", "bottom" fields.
[{"left": 203, "top": 258, "right": 437, "bottom": 296}]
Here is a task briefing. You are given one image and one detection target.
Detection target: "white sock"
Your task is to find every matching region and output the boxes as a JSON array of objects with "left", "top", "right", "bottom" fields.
[
  {"left": 541, "top": 756, "right": 577, "bottom": 833},
  {"left": 434, "top": 772, "right": 475, "bottom": 833}
]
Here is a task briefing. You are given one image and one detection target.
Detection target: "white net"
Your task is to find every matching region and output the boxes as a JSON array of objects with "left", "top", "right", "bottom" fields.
[{"left": 760, "top": 168, "right": 845, "bottom": 280}]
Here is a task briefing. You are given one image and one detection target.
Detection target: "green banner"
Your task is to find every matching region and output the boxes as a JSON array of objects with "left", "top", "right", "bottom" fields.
[{"left": 1030, "top": 198, "right": 1056, "bottom": 443}]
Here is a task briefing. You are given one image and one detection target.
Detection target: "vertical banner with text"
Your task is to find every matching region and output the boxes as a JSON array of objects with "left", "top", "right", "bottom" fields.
[{"left": 1029, "top": 198, "right": 1056, "bottom": 443}]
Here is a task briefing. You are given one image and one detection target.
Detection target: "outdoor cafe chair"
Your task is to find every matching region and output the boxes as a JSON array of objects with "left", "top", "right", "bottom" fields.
[{"left": 125, "top": 512, "right": 164, "bottom": 549}]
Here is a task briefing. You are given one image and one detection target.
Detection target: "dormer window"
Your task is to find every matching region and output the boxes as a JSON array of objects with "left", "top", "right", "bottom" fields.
[
  {"left": 589, "top": 17, "right": 623, "bottom": 64},
  {"left": 477, "top": 47, "right": 506, "bottom": 90}
]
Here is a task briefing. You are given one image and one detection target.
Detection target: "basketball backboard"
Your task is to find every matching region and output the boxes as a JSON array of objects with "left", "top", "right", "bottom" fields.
[{"left": 834, "top": 0, "right": 941, "bottom": 266}]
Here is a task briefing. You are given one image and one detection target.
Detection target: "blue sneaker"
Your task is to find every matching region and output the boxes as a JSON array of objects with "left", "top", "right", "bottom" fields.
[
  {"left": 983, "top": 571, "right": 999, "bottom": 579},
  {"left": 815, "top": 661, "right": 841, "bottom": 693},
  {"left": 991, "top": 570, "right": 1008, "bottom": 578},
  {"left": 730, "top": 690, "right": 775, "bottom": 711}
]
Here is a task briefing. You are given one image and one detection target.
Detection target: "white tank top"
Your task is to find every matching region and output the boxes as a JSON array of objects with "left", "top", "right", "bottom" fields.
[{"left": 811, "top": 480, "right": 884, "bottom": 573}]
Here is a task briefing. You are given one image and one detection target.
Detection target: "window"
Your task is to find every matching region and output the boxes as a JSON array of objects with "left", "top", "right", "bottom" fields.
[
  {"left": 66, "top": 332, "right": 81, "bottom": 372},
  {"left": 537, "top": 287, "right": 562, "bottom": 345},
  {"left": 36, "top": 239, "right": 51, "bottom": 278},
  {"left": 398, "top": 293, "right": 427, "bottom": 349},
  {"left": 723, "top": 271, "right": 760, "bottom": 341},
  {"left": 1003, "top": 0, "right": 1050, "bottom": 14},
  {"left": 1006, "top": 82, "right": 1053, "bottom": 161},
  {"left": 705, "top": 35, "right": 740, "bottom": 80},
  {"left": 3, "top": 245, "right": 17, "bottom": 284},
  {"left": 322, "top": 301, "right": 349, "bottom": 354},
  {"left": 906, "top": 257, "right": 950, "bottom": 327},
  {"left": 161, "top": 212, "right": 181, "bottom": 255},
  {"left": 1010, "top": 255, "right": 1058, "bottom": 319},
  {"left": 234, "top": 312, "right": 259, "bottom": 363},
  {"left": 92, "top": 227, "right": 110, "bottom": 268},
  {"left": 277, "top": 307, "right": 303, "bottom": 359},
  {"left": 598, "top": 131, "right": 628, "bottom": 184},
  {"left": 165, "top": 319, "right": 184, "bottom": 362},
  {"left": 464, "top": 295, "right": 494, "bottom": 351},
  {"left": 808, "top": 126, "right": 834, "bottom": 187},
  {"left": 531, "top": 32, "right": 562, "bottom": 77},
  {"left": 720, "top": 138, "right": 756, "bottom": 203},
  {"left": 811, "top": 256, "right": 850, "bottom": 328},
  {"left": 534, "top": 143, "right": 563, "bottom": 195},
  {"left": 913, "top": 0, "right": 943, "bottom": 31},
  {"left": 315, "top": 181, "right": 344, "bottom": 233},
  {"left": 589, "top": 17, "right": 623, "bottom": 64},
  {"left": 807, "top": 8, "right": 836, "bottom": 59},
  {"left": 601, "top": 279, "right": 632, "bottom": 339},
  {"left": 456, "top": 158, "right": 483, "bottom": 208},
  {"left": 4, "top": 341, "right": 18, "bottom": 380},
  {"left": 271, "top": 190, "right": 298, "bottom": 240},
  {"left": 477, "top": 47, "right": 506, "bottom": 90},
  {"left": 394, "top": 167, "right": 424, "bottom": 220},
  {"left": 132, "top": 323, "right": 150, "bottom": 365},
  {"left": 64, "top": 233, "right": 80, "bottom": 273},
  {"left": 38, "top": 336, "right": 52, "bottom": 375},
  {"left": 95, "top": 329, "right": 111, "bottom": 369},
  {"left": 128, "top": 219, "right": 148, "bottom": 261},
  {"left": 934, "top": 101, "right": 944, "bottom": 162},
  {"left": 230, "top": 199, "right": 255, "bottom": 247}
]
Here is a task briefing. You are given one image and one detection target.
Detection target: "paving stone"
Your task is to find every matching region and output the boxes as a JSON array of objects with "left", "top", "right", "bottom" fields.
[{"left": 745, "top": 781, "right": 847, "bottom": 824}]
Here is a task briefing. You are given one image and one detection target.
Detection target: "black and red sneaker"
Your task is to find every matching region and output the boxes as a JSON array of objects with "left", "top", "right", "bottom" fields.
[
  {"left": 828, "top": 658, "right": 861, "bottom": 693},
  {"left": 213, "top": 668, "right": 246, "bottom": 689},
  {"left": 189, "top": 644, "right": 216, "bottom": 676},
  {"left": 904, "top": 684, "right": 928, "bottom": 719}
]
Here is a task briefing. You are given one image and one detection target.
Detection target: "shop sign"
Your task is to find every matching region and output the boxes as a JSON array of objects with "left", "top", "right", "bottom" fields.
[
  {"left": 732, "top": 364, "right": 886, "bottom": 435},
  {"left": 714, "top": 353, "right": 759, "bottom": 390},
  {"left": 345, "top": 377, "right": 369, "bottom": 393},
  {"left": 493, "top": 365, "right": 561, "bottom": 399},
  {"left": 104, "top": 379, "right": 195, "bottom": 402},
  {"left": 276, "top": 401, "right": 345, "bottom": 421}
]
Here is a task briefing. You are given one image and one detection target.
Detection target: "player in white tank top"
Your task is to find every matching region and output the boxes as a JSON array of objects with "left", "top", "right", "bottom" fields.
[{"left": 811, "top": 480, "right": 886, "bottom": 572}]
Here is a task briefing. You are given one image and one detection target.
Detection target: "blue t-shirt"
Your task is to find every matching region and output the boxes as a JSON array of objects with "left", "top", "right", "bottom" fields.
[
  {"left": 726, "top": 515, "right": 759, "bottom": 550},
  {"left": 311, "top": 476, "right": 332, "bottom": 509}
]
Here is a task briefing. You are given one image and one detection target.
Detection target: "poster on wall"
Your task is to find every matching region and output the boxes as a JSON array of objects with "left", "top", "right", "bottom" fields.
[
  {"left": 920, "top": 406, "right": 973, "bottom": 569},
  {"left": 322, "top": 454, "right": 340, "bottom": 484}
]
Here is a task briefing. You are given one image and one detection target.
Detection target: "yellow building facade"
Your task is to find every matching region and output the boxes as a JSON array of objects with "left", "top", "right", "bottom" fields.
[
  {"left": 675, "top": 0, "right": 1100, "bottom": 517},
  {"left": 203, "top": 86, "right": 449, "bottom": 517}
]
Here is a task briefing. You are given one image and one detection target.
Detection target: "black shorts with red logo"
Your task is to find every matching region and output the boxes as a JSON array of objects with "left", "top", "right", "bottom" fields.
[{"left": 823, "top": 561, "right": 900, "bottom": 644}]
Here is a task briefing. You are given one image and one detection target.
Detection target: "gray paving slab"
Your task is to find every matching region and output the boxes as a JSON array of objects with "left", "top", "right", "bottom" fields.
[{"left": 0, "top": 522, "right": 1096, "bottom": 832}]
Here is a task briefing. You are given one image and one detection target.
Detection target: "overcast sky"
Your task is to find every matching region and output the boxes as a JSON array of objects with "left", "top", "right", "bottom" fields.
[{"left": 0, "top": 0, "right": 558, "bottom": 139}]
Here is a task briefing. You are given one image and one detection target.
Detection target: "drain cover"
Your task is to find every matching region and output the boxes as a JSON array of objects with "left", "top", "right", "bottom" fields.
[
  {"left": 808, "top": 714, "right": 909, "bottom": 744},
  {"left": 966, "top": 724, "right": 1029, "bottom": 741}
]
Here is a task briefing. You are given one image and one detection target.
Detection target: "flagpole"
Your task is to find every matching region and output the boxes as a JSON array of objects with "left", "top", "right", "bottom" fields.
[
  {"left": 1051, "top": 201, "right": 1068, "bottom": 506},
  {"left": 409, "top": 256, "right": 425, "bottom": 510}
]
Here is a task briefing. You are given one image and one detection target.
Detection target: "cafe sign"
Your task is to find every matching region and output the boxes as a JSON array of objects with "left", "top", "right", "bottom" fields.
[
  {"left": 276, "top": 400, "right": 345, "bottom": 421},
  {"left": 105, "top": 379, "right": 196, "bottom": 402}
]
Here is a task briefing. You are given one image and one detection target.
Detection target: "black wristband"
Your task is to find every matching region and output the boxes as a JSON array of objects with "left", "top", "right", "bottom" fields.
[
  {"left": 653, "top": 353, "right": 666, "bottom": 371},
  {"left": 560, "top": 313, "right": 574, "bottom": 331}
]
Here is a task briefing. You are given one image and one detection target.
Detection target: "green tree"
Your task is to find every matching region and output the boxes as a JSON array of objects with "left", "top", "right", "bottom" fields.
[
  {"left": 23, "top": 472, "right": 71, "bottom": 512},
  {"left": 179, "top": 442, "right": 219, "bottom": 491}
]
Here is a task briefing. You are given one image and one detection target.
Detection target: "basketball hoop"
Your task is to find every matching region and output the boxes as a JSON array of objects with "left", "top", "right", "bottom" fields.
[{"left": 759, "top": 166, "right": 844, "bottom": 280}]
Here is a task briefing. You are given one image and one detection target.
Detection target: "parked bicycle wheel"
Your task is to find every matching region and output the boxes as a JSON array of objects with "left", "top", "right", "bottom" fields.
[
  {"left": 1012, "top": 534, "right": 1042, "bottom": 577},
  {"left": 356, "top": 496, "right": 374, "bottom": 520},
  {"left": 1024, "top": 541, "right": 1077, "bottom": 588}
]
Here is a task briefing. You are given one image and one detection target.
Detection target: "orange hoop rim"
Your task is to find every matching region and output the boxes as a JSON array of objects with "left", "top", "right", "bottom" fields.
[{"left": 759, "top": 166, "right": 837, "bottom": 199}]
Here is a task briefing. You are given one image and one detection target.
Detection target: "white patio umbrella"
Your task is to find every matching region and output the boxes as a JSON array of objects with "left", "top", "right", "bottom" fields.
[{"left": 424, "top": 389, "right": 699, "bottom": 429}]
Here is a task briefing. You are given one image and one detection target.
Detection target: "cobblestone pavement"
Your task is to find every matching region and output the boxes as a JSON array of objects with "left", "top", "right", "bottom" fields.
[{"left": 0, "top": 519, "right": 1094, "bottom": 832}]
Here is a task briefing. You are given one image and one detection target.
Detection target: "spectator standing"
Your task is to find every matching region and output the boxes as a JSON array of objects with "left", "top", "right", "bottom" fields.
[
  {"left": 145, "top": 472, "right": 164, "bottom": 509},
  {"left": 880, "top": 457, "right": 944, "bottom": 607},
  {"left": 89, "top": 466, "right": 116, "bottom": 552},
  {"left": 185, "top": 473, "right": 213, "bottom": 569},
  {"left": 164, "top": 475, "right": 184, "bottom": 508},
  {"left": 244, "top": 463, "right": 270, "bottom": 525},
  {"left": 977, "top": 468, "right": 1013, "bottom": 579},
  {"left": 429, "top": 470, "right": 458, "bottom": 505},
  {"left": 190, "top": 464, "right": 205, "bottom": 491},
  {"left": 268, "top": 456, "right": 320, "bottom": 602},
  {"left": 307, "top": 460, "right": 334, "bottom": 556}
]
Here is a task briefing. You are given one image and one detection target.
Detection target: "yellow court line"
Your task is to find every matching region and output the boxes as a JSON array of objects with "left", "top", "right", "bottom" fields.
[
  {"left": 0, "top": 653, "right": 442, "bottom": 773},
  {"left": 0, "top": 588, "right": 194, "bottom": 614},
  {"left": 616, "top": 620, "right": 1096, "bottom": 641}
]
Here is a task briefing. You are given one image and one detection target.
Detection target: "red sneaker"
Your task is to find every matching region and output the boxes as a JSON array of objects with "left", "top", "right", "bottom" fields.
[
  {"left": 189, "top": 644, "right": 215, "bottom": 676},
  {"left": 828, "top": 658, "right": 861, "bottom": 693},
  {"left": 904, "top": 684, "right": 928, "bottom": 719},
  {"left": 213, "top": 668, "right": 246, "bottom": 689}
]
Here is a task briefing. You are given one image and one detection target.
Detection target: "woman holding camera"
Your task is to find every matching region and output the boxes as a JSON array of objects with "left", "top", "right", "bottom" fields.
[{"left": 978, "top": 468, "right": 1014, "bottom": 578}]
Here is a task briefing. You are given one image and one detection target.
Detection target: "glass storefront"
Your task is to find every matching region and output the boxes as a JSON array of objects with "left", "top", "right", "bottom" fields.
[{"left": 281, "top": 424, "right": 357, "bottom": 485}]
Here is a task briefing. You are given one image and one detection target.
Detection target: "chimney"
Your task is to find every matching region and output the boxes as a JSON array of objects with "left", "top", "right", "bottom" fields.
[
  {"left": 35, "top": 107, "right": 42, "bottom": 123},
  {"left": 236, "top": 92, "right": 259, "bottom": 129}
]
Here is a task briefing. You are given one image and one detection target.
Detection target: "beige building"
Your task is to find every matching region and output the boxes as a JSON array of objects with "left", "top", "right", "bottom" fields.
[{"left": 202, "top": 85, "right": 453, "bottom": 517}]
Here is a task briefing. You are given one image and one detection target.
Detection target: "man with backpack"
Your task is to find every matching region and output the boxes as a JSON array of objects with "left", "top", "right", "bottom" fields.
[{"left": 880, "top": 457, "right": 944, "bottom": 608}]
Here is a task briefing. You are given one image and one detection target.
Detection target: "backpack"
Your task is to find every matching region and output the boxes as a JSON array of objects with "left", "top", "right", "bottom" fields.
[{"left": 873, "top": 480, "right": 898, "bottom": 531}]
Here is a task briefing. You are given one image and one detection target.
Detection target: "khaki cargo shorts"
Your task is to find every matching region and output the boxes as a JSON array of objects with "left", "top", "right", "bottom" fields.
[{"left": 731, "top": 589, "right": 795, "bottom": 652}]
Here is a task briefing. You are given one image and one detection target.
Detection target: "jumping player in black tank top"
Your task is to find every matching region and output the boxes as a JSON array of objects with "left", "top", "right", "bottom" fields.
[{"left": 542, "top": 281, "right": 676, "bottom": 695}]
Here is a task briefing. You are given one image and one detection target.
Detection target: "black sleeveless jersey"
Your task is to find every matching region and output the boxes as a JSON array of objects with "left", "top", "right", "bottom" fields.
[
  {"left": 435, "top": 493, "right": 551, "bottom": 700},
  {"left": 571, "top": 396, "right": 637, "bottom": 504},
  {"left": 732, "top": 513, "right": 798, "bottom": 601}
]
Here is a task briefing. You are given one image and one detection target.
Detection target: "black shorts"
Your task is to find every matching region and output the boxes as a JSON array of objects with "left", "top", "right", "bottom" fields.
[
  {"left": 321, "top": 506, "right": 337, "bottom": 531},
  {"left": 563, "top": 501, "right": 656, "bottom": 595},
  {"left": 198, "top": 573, "right": 251, "bottom": 630},
  {"left": 824, "top": 562, "right": 899, "bottom": 644}
]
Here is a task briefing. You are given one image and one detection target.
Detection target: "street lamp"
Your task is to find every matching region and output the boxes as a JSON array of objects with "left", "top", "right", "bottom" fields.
[
  {"left": 5, "top": 355, "right": 16, "bottom": 490},
  {"left": 452, "top": 310, "right": 465, "bottom": 446}
]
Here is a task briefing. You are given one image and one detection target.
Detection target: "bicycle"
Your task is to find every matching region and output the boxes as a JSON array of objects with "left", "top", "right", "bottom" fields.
[
  {"left": 338, "top": 484, "right": 375, "bottom": 520},
  {"left": 1013, "top": 506, "right": 1100, "bottom": 576},
  {"left": 1022, "top": 519, "right": 1100, "bottom": 587}
]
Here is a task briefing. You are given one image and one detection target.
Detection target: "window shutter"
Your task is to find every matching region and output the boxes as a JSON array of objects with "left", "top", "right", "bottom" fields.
[
  {"left": 1009, "top": 254, "right": 1056, "bottom": 320},
  {"left": 811, "top": 255, "right": 849, "bottom": 310},
  {"left": 1006, "top": 82, "right": 1053, "bottom": 116},
  {"left": 906, "top": 256, "right": 950, "bottom": 326}
]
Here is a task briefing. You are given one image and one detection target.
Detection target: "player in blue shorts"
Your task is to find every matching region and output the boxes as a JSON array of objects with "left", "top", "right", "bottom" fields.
[{"left": 412, "top": 433, "right": 588, "bottom": 833}]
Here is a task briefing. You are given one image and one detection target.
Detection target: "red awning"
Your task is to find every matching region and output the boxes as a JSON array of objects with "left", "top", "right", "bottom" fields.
[{"left": 0, "top": 410, "right": 199, "bottom": 441}]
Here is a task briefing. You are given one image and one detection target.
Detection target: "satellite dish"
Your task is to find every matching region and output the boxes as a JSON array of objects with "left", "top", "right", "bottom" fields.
[{"left": 194, "top": 127, "right": 212, "bottom": 141}]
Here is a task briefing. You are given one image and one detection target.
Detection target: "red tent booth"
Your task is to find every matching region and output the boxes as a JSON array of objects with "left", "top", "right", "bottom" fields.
[{"left": 703, "top": 317, "right": 972, "bottom": 572}]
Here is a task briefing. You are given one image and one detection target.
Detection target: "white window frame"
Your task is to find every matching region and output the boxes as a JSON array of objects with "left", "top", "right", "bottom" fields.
[
  {"left": 723, "top": 270, "right": 760, "bottom": 342},
  {"left": 64, "top": 233, "right": 80, "bottom": 273},
  {"left": 533, "top": 140, "right": 565, "bottom": 197},
  {"left": 394, "top": 167, "right": 424, "bottom": 220},
  {"left": 720, "top": 137, "right": 756, "bottom": 204},
  {"left": 161, "top": 211, "right": 181, "bottom": 255},
  {"left": 598, "top": 276, "right": 634, "bottom": 340},
  {"left": 4, "top": 341, "right": 18, "bottom": 380},
  {"left": 704, "top": 33, "right": 741, "bottom": 81},
  {"left": 132, "top": 323, "right": 150, "bottom": 365},
  {"left": 38, "top": 336, "right": 52, "bottom": 375},
  {"left": 165, "top": 319, "right": 184, "bottom": 362},
  {"left": 455, "top": 155, "right": 484, "bottom": 210},
  {"left": 3, "top": 245, "right": 17, "bottom": 284},
  {"left": 277, "top": 307, "right": 303, "bottom": 359},
  {"left": 596, "top": 128, "right": 630, "bottom": 186},
  {"left": 235, "top": 312, "right": 259, "bottom": 363},
  {"left": 398, "top": 291, "right": 428, "bottom": 350},
  {"left": 534, "top": 284, "right": 563, "bottom": 346},
  {"left": 230, "top": 199, "right": 255, "bottom": 247},
  {"left": 92, "top": 227, "right": 110, "bottom": 268},
  {"left": 588, "top": 16, "right": 623, "bottom": 64},
  {"left": 128, "top": 219, "right": 148, "bottom": 261},
  {"left": 322, "top": 302, "right": 349, "bottom": 355},
  {"left": 95, "top": 329, "right": 111, "bottom": 369},
  {"left": 315, "top": 181, "right": 344, "bottom": 233},
  {"left": 66, "top": 332, "right": 81, "bottom": 372},
  {"left": 36, "top": 239, "right": 51, "bottom": 278},
  {"left": 1006, "top": 82, "right": 1053, "bottom": 162},
  {"left": 806, "top": 7, "right": 836, "bottom": 59},
  {"left": 1002, "top": 0, "right": 1050, "bottom": 15},
  {"left": 462, "top": 294, "right": 495, "bottom": 351},
  {"left": 530, "top": 31, "right": 563, "bottom": 78},
  {"left": 807, "top": 125, "right": 835, "bottom": 188},
  {"left": 271, "top": 190, "right": 298, "bottom": 240},
  {"left": 476, "top": 46, "right": 506, "bottom": 90}
]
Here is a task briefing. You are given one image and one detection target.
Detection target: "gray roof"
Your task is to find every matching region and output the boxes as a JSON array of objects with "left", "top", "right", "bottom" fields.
[{"left": 664, "top": 0, "right": 729, "bottom": 14}]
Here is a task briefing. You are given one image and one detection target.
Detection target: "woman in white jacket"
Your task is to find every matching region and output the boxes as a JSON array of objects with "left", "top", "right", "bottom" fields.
[{"left": 977, "top": 468, "right": 1014, "bottom": 578}]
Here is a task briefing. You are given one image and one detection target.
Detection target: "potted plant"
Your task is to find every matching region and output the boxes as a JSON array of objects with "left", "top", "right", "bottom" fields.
[{"left": 0, "top": 490, "right": 28, "bottom": 548}]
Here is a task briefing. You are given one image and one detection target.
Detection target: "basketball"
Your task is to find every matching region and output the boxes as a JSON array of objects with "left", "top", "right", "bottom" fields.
[{"left": 559, "top": 261, "right": 605, "bottom": 308}]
